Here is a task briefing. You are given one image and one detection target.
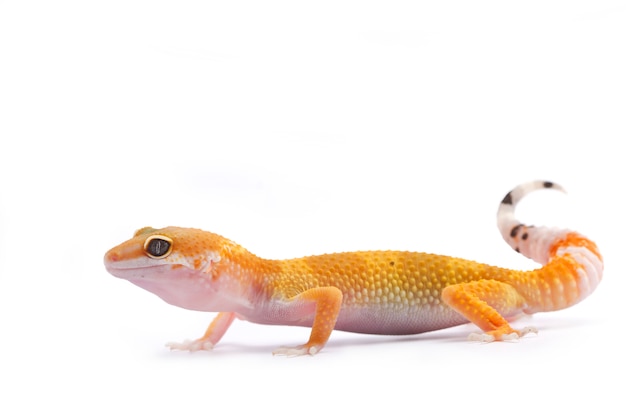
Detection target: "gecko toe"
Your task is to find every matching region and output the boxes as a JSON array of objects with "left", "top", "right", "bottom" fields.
[
  {"left": 520, "top": 326, "right": 538, "bottom": 337},
  {"left": 272, "top": 344, "right": 320, "bottom": 356},
  {"left": 166, "top": 339, "right": 214, "bottom": 352},
  {"left": 468, "top": 332, "right": 495, "bottom": 342},
  {"left": 468, "top": 326, "right": 538, "bottom": 343},
  {"left": 501, "top": 332, "right": 520, "bottom": 341}
]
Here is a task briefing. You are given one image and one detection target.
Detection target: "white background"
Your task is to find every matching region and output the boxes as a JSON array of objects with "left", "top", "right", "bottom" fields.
[{"left": 1, "top": 1, "right": 624, "bottom": 415}]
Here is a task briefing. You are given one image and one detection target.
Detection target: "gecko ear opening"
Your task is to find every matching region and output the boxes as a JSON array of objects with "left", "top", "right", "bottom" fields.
[{"left": 144, "top": 235, "right": 173, "bottom": 259}]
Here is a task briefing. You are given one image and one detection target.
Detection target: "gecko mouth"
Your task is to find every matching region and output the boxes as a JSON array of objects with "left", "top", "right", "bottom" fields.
[
  {"left": 105, "top": 263, "right": 208, "bottom": 286},
  {"left": 104, "top": 264, "right": 180, "bottom": 280}
]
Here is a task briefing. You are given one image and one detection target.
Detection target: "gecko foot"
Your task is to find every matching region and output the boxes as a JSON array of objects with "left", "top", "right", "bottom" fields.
[
  {"left": 272, "top": 344, "right": 321, "bottom": 357},
  {"left": 468, "top": 326, "right": 538, "bottom": 343},
  {"left": 468, "top": 332, "right": 495, "bottom": 342},
  {"left": 166, "top": 339, "right": 214, "bottom": 352}
]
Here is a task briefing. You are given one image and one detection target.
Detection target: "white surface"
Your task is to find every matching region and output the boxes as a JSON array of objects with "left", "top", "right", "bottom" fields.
[{"left": 1, "top": 1, "right": 624, "bottom": 416}]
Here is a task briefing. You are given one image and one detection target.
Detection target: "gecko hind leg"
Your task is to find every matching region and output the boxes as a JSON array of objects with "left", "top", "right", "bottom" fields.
[{"left": 442, "top": 279, "right": 534, "bottom": 342}]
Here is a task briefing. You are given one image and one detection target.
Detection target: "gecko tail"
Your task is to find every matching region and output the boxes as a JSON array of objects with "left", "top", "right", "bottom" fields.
[
  {"left": 496, "top": 181, "right": 603, "bottom": 306},
  {"left": 497, "top": 180, "right": 570, "bottom": 265}
]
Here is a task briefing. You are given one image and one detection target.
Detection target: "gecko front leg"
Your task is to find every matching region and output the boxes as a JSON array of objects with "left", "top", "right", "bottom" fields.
[
  {"left": 166, "top": 311, "right": 237, "bottom": 352},
  {"left": 272, "top": 287, "right": 343, "bottom": 356}
]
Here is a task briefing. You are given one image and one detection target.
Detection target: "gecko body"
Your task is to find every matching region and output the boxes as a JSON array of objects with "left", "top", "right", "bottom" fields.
[{"left": 104, "top": 181, "right": 602, "bottom": 355}]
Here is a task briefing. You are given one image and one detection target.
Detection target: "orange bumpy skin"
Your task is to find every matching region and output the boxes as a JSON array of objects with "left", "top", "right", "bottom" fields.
[{"left": 104, "top": 181, "right": 603, "bottom": 355}]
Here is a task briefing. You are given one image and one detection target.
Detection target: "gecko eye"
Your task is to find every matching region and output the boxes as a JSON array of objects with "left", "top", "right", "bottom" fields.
[{"left": 144, "top": 235, "right": 173, "bottom": 259}]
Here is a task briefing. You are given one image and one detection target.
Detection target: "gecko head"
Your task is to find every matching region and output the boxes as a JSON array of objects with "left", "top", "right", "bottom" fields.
[
  {"left": 103, "top": 226, "right": 247, "bottom": 311},
  {"left": 104, "top": 226, "right": 225, "bottom": 279}
]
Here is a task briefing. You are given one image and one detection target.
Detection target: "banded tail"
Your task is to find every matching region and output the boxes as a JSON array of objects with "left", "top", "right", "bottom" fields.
[{"left": 497, "top": 180, "right": 603, "bottom": 311}]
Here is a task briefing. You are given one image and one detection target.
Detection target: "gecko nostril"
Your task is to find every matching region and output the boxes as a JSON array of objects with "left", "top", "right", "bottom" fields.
[{"left": 105, "top": 251, "right": 119, "bottom": 262}]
